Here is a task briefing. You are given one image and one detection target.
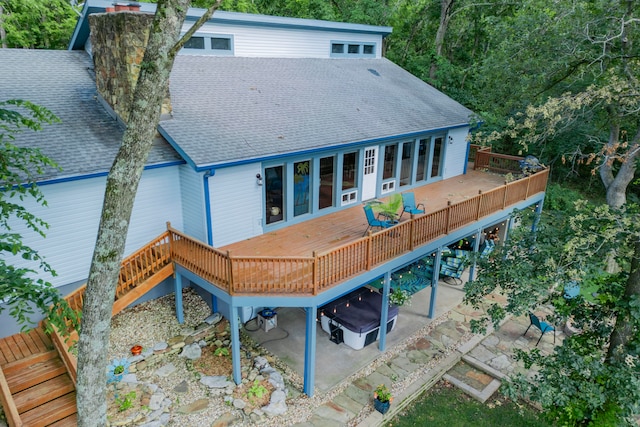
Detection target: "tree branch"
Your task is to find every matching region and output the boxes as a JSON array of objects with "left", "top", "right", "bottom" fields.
[{"left": 169, "top": 0, "right": 223, "bottom": 58}]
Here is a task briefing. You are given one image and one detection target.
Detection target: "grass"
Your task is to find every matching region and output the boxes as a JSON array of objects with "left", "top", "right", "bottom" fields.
[{"left": 384, "top": 381, "right": 550, "bottom": 427}]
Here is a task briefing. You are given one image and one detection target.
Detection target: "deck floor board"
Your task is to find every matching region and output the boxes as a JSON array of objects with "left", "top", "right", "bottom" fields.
[{"left": 222, "top": 169, "right": 506, "bottom": 257}]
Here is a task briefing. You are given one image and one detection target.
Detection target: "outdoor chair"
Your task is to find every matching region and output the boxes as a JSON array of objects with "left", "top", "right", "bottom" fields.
[
  {"left": 524, "top": 312, "right": 555, "bottom": 346},
  {"left": 439, "top": 249, "right": 467, "bottom": 285},
  {"left": 400, "top": 192, "right": 425, "bottom": 219},
  {"left": 363, "top": 204, "right": 394, "bottom": 236}
]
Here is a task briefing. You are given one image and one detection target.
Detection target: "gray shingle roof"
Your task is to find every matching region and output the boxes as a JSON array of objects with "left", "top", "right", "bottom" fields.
[
  {"left": 0, "top": 49, "right": 181, "bottom": 182},
  {"left": 161, "top": 56, "right": 473, "bottom": 169}
]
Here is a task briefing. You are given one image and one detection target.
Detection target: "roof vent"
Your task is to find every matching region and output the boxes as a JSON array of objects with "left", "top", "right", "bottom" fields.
[{"left": 368, "top": 68, "right": 380, "bottom": 77}]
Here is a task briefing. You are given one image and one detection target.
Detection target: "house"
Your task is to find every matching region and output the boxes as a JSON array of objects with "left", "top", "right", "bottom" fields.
[{"left": 0, "top": 0, "right": 547, "bottom": 398}]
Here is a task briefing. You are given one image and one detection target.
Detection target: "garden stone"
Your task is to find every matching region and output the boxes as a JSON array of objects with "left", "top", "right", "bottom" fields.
[
  {"left": 205, "top": 312, "right": 222, "bottom": 325},
  {"left": 262, "top": 390, "right": 287, "bottom": 417},
  {"left": 121, "top": 373, "right": 138, "bottom": 383},
  {"left": 488, "top": 354, "right": 512, "bottom": 371},
  {"left": 153, "top": 342, "right": 168, "bottom": 352},
  {"left": 200, "top": 375, "right": 233, "bottom": 388},
  {"left": 173, "top": 380, "right": 188, "bottom": 393},
  {"left": 159, "top": 413, "right": 170, "bottom": 425},
  {"left": 154, "top": 363, "right": 176, "bottom": 377},
  {"left": 254, "top": 356, "right": 269, "bottom": 370},
  {"left": 129, "top": 355, "right": 144, "bottom": 363},
  {"left": 149, "top": 393, "right": 165, "bottom": 410},
  {"left": 268, "top": 372, "right": 285, "bottom": 390},
  {"left": 233, "top": 398, "right": 247, "bottom": 409},
  {"left": 177, "top": 398, "right": 208, "bottom": 414},
  {"left": 198, "top": 339, "right": 207, "bottom": 347},
  {"left": 179, "top": 343, "right": 201, "bottom": 360}
]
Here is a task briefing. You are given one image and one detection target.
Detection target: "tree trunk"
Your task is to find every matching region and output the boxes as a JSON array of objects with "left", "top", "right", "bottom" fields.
[
  {"left": 606, "top": 238, "right": 640, "bottom": 363},
  {"left": 429, "top": 0, "right": 455, "bottom": 80},
  {"left": 75, "top": 1, "right": 220, "bottom": 425},
  {"left": 0, "top": 4, "right": 7, "bottom": 49}
]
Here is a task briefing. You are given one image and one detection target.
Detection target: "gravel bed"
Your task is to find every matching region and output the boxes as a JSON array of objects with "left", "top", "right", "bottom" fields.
[{"left": 106, "top": 288, "right": 468, "bottom": 426}]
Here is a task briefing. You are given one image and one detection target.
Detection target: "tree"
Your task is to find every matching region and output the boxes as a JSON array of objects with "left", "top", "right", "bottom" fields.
[
  {"left": 75, "top": 1, "right": 222, "bottom": 425},
  {"left": 0, "top": 0, "right": 78, "bottom": 49},
  {"left": 0, "top": 99, "right": 79, "bottom": 332},
  {"left": 465, "top": 190, "right": 640, "bottom": 425}
]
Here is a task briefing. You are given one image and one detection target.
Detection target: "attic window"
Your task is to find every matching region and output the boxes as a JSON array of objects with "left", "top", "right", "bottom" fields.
[
  {"left": 180, "top": 33, "right": 234, "bottom": 56},
  {"left": 330, "top": 41, "right": 376, "bottom": 58}
]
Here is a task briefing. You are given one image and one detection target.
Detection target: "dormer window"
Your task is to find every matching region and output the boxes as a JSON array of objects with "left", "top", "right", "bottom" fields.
[
  {"left": 330, "top": 41, "right": 376, "bottom": 58},
  {"left": 180, "top": 33, "right": 234, "bottom": 55}
]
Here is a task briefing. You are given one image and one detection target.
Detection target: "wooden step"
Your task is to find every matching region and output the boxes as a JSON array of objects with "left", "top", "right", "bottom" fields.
[
  {"left": 13, "top": 373, "right": 75, "bottom": 413},
  {"left": 6, "top": 356, "right": 66, "bottom": 393},
  {"left": 2, "top": 350, "right": 57, "bottom": 375},
  {"left": 19, "top": 391, "right": 76, "bottom": 427},
  {"left": 48, "top": 412, "right": 78, "bottom": 427}
]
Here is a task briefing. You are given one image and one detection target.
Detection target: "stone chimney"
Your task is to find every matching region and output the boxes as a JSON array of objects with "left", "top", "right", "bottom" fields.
[{"left": 89, "top": 9, "right": 172, "bottom": 122}]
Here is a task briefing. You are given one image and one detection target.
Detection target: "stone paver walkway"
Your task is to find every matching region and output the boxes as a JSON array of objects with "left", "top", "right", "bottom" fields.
[{"left": 291, "top": 298, "right": 563, "bottom": 427}]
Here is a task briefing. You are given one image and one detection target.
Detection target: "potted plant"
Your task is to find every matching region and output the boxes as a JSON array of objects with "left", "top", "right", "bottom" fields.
[
  {"left": 389, "top": 288, "right": 411, "bottom": 306},
  {"left": 373, "top": 383, "right": 393, "bottom": 414}
]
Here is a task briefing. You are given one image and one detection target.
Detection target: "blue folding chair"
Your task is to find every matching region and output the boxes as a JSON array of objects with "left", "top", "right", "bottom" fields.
[
  {"left": 524, "top": 312, "right": 555, "bottom": 346},
  {"left": 363, "top": 204, "right": 394, "bottom": 235},
  {"left": 400, "top": 192, "right": 425, "bottom": 219}
]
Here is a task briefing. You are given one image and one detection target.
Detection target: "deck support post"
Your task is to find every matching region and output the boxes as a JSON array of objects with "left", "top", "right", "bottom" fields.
[
  {"left": 531, "top": 200, "right": 544, "bottom": 234},
  {"left": 230, "top": 306, "right": 242, "bottom": 385},
  {"left": 303, "top": 306, "right": 317, "bottom": 397},
  {"left": 468, "top": 228, "right": 482, "bottom": 281},
  {"left": 429, "top": 249, "right": 442, "bottom": 318},
  {"left": 378, "top": 271, "right": 391, "bottom": 351},
  {"left": 175, "top": 272, "right": 184, "bottom": 324}
]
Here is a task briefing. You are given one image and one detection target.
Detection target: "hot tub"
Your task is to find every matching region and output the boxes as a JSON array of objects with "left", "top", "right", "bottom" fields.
[{"left": 319, "top": 288, "right": 399, "bottom": 350}]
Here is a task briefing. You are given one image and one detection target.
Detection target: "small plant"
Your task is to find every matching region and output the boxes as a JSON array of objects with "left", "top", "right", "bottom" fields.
[
  {"left": 374, "top": 384, "right": 393, "bottom": 403},
  {"left": 246, "top": 380, "right": 268, "bottom": 402},
  {"left": 389, "top": 288, "right": 411, "bottom": 306},
  {"left": 114, "top": 391, "right": 136, "bottom": 412},
  {"left": 214, "top": 347, "right": 230, "bottom": 357}
]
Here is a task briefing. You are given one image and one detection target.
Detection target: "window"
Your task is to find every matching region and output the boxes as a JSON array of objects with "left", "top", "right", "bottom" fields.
[
  {"left": 318, "top": 156, "right": 335, "bottom": 210},
  {"left": 294, "top": 160, "right": 310, "bottom": 217},
  {"left": 181, "top": 33, "right": 233, "bottom": 55},
  {"left": 184, "top": 37, "right": 205, "bottom": 50},
  {"left": 415, "top": 138, "right": 428, "bottom": 182},
  {"left": 211, "top": 37, "right": 231, "bottom": 51},
  {"left": 400, "top": 141, "right": 414, "bottom": 186},
  {"left": 383, "top": 144, "right": 397, "bottom": 180},
  {"left": 342, "top": 152, "right": 358, "bottom": 191},
  {"left": 430, "top": 136, "right": 444, "bottom": 178},
  {"left": 330, "top": 41, "right": 376, "bottom": 58},
  {"left": 265, "top": 166, "right": 284, "bottom": 225}
]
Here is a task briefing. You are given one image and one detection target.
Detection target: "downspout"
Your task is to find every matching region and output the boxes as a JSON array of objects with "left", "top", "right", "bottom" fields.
[
  {"left": 203, "top": 169, "right": 215, "bottom": 246},
  {"left": 203, "top": 169, "right": 217, "bottom": 313}
]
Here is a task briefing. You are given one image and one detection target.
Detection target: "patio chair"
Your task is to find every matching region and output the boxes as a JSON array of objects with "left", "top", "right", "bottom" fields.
[
  {"left": 439, "top": 249, "right": 467, "bottom": 285},
  {"left": 524, "top": 312, "right": 555, "bottom": 346},
  {"left": 400, "top": 192, "right": 425, "bottom": 219},
  {"left": 363, "top": 204, "right": 394, "bottom": 236}
]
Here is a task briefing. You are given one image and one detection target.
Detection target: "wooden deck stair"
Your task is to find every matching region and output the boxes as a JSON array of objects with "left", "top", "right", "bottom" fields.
[
  {"left": 0, "top": 233, "right": 175, "bottom": 426},
  {"left": 0, "top": 328, "right": 77, "bottom": 427}
]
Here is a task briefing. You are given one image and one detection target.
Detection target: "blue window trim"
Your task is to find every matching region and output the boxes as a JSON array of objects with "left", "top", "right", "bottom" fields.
[
  {"left": 179, "top": 32, "right": 235, "bottom": 56},
  {"left": 329, "top": 40, "right": 376, "bottom": 58}
]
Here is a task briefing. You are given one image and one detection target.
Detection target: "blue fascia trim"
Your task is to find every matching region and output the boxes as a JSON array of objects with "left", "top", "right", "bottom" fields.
[
  {"left": 194, "top": 124, "right": 471, "bottom": 172},
  {"left": 203, "top": 169, "right": 215, "bottom": 246},
  {"left": 185, "top": 10, "right": 392, "bottom": 36},
  {"left": 157, "top": 126, "right": 198, "bottom": 171},
  {"left": 26, "top": 161, "right": 185, "bottom": 188},
  {"left": 463, "top": 140, "right": 471, "bottom": 174}
]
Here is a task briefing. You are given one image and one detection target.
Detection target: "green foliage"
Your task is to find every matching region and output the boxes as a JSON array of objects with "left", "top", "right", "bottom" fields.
[
  {"left": 0, "top": 0, "right": 79, "bottom": 49},
  {"left": 374, "top": 383, "right": 392, "bottom": 403},
  {"left": 114, "top": 391, "right": 137, "bottom": 412},
  {"left": 465, "top": 200, "right": 640, "bottom": 424},
  {"left": 385, "top": 382, "right": 547, "bottom": 427},
  {"left": 389, "top": 288, "right": 411, "bottom": 307},
  {"left": 214, "top": 346, "right": 229, "bottom": 357},
  {"left": 372, "top": 193, "right": 402, "bottom": 218},
  {"left": 1, "top": 99, "right": 79, "bottom": 333},
  {"left": 246, "top": 380, "right": 268, "bottom": 402}
]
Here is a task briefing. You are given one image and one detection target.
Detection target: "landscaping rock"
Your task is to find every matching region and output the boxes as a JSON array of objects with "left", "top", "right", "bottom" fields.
[{"left": 179, "top": 342, "right": 201, "bottom": 360}]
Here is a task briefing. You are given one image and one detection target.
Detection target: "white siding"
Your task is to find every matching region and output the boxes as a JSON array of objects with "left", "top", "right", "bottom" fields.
[
  {"left": 185, "top": 22, "right": 383, "bottom": 58},
  {"left": 179, "top": 165, "right": 207, "bottom": 243},
  {"left": 3, "top": 167, "right": 183, "bottom": 288},
  {"left": 209, "top": 163, "right": 263, "bottom": 247},
  {"left": 442, "top": 127, "right": 470, "bottom": 179}
]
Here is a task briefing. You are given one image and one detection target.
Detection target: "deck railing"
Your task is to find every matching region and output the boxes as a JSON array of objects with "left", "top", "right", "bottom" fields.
[
  {"left": 168, "top": 168, "right": 549, "bottom": 297},
  {"left": 472, "top": 145, "right": 524, "bottom": 173}
]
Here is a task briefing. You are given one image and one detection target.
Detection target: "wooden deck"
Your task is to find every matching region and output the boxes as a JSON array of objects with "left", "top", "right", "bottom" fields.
[{"left": 221, "top": 168, "right": 509, "bottom": 257}]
